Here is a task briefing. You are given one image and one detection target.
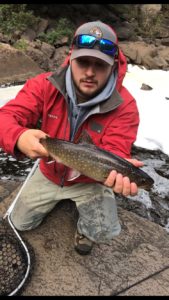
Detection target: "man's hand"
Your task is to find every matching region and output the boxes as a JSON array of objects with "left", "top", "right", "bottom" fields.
[
  {"left": 104, "top": 158, "right": 144, "bottom": 197},
  {"left": 16, "top": 129, "right": 49, "bottom": 159}
]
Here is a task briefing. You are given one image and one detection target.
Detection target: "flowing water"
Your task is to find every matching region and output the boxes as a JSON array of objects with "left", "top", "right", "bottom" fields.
[{"left": 0, "top": 148, "right": 33, "bottom": 181}]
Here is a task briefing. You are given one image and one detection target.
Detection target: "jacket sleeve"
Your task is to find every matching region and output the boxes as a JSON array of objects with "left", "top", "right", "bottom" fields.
[
  {"left": 0, "top": 74, "right": 45, "bottom": 157},
  {"left": 101, "top": 89, "right": 140, "bottom": 159}
]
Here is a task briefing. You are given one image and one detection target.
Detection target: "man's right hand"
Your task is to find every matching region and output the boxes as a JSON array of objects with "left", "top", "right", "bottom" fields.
[{"left": 16, "top": 129, "right": 49, "bottom": 159}]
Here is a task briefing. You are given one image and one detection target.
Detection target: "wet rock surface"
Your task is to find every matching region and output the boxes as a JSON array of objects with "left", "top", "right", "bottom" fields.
[
  {"left": 1, "top": 194, "right": 169, "bottom": 296},
  {"left": 1, "top": 146, "right": 169, "bottom": 295},
  {"left": 0, "top": 148, "right": 33, "bottom": 205},
  {"left": 117, "top": 145, "right": 169, "bottom": 231},
  {"left": 0, "top": 148, "right": 33, "bottom": 181},
  {"left": 19, "top": 204, "right": 169, "bottom": 296}
]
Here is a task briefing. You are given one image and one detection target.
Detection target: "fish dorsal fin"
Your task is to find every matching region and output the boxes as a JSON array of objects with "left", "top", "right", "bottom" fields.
[{"left": 75, "top": 130, "right": 94, "bottom": 145}]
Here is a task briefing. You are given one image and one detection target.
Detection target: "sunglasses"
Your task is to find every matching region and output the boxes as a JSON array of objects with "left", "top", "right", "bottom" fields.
[{"left": 73, "top": 34, "right": 118, "bottom": 57}]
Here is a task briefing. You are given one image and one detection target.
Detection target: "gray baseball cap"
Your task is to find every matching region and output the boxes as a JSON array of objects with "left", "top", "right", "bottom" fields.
[{"left": 70, "top": 21, "right": 117, "bottom": 66}]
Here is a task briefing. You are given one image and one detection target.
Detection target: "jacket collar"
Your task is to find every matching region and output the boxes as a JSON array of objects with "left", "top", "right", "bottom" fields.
[
  {"left": 47, "top": 65, "right": 68, "bottom": 98},
  {"left": 47, "top": 65, "right": 123, "bottom": 113}
]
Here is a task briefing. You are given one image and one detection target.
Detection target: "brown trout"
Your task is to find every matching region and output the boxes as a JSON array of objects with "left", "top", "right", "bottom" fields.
[{"left": 40, "top": 136, "right": 154, "bottom": 191}]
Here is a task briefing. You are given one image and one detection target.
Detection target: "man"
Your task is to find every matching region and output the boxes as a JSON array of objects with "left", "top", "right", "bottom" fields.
[{"left": 0, "top": 21, "right": 142, "bottom": 255}]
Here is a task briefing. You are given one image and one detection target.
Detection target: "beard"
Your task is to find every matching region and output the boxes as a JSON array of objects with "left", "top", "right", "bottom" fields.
[{"left": 74, "top": 78, "right": 107, "bottom": 103}]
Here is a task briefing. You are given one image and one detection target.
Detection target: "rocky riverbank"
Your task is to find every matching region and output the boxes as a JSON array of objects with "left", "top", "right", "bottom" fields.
[
  {"left": 0, "top": 4, "right": 168, "bottom": 86},
  {"left": 1, "top": 187, "right": 169, "bottom": 296},
  {"left": 0, "top": 5, "right": 169, "bottom": 295}
]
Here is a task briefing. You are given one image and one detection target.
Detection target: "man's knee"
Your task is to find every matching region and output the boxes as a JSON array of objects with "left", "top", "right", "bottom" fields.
[{"left": 10, "top": 209, "right": 44, "bottom": 231}]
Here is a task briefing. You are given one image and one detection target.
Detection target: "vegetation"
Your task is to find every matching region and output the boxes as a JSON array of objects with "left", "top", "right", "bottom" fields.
[
  {"left": 137, "top": 10, "right": 165, "bottom": 38},
  {"left": 13, "top": 39, "right": 29, "bottom": 51},
  {"left": 108, "top": 4, "right": 138, "bottom": 22},
  {"left": 0, "top": 4, "right": 168, "bottom": 42},
  {"left": 0, "top": 5, "right": 75, "bottom": 46},
  {"left": 37, "top": 18, "right": 75, "bottom": 45},
  {"left": 0, "top": 4, "right": 40, "bottom": 36}
]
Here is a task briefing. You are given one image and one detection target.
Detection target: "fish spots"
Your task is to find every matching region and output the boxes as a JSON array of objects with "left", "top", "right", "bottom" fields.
[{"left": 39, "top": 136, "right": 154, "bottom": 189}]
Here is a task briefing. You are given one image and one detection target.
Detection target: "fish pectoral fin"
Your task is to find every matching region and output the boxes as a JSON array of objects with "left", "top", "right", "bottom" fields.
[
  {"left": 67, "top": 169, "right": 81, "bottom": 181},
  {"left": 49, "top": 154, "right": 62, "bottom": 163},
  {"left": 45, "top": 156, "right": 55, "bottom": 164},
  {"left": 45, "top": 155, "right": 62, "bottom": 164},
  {"left": 46, "top": 160, "right": 55, "bottom": 164}
]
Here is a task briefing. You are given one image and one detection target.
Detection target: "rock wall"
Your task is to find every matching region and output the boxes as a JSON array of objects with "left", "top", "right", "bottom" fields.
[
  {"left": 27, "top": 4, "right": 168, "bottom": 40},
  {"left": 0, "top": 4, "right": 168, "bottom": 85}
]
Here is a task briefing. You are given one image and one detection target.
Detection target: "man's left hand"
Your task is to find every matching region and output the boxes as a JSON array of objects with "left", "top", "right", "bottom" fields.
[{"left": 104, "top": 158, "right": 144, "bottom": 197}]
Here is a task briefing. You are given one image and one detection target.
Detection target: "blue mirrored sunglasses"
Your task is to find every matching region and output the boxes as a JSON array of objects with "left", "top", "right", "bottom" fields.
[{"left": 73, "top": 34, "right": 118, "bottom": 57}]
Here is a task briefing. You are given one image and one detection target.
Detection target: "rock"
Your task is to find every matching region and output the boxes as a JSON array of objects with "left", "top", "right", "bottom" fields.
[
  {"left": 1, "top": 144, "right": 169, "bottom": 295},
  {"left": 119, "top": 41, "right": 169, "bottom": 70},
  {"left": 36, "top": 18, "right": 49, "bottom": 36},
  {"left": 138, "top": 5, "right": 162, "bottom": 31},
  {"left": 1, "top": 193, "right": 169, "bottom": 296},
  {"left": 21, "top": 28, "right": 37, "bottom": 42},
  {"left": 25, "top": 45, "right": 49, "bottom": 71},
  {"left": 50, "top": 46, "right": 69, "bottom": 70},
  {"left": 141, "top": 83, "right": 153, "bottom": 90},
  {"left": 0, "top": 43, "right": 43, "bottom": 85},
  {"left": 0, "top": 7, "right": 168, "bottom": 74},
  {"left": 0, "top": 33, "right": 11, "bottom": 44},
  {"left": 154, "top": 165, "right": 169, "bottom": 179},
  {"left": 41, "top": 42, "right": 55, "bottom": 59},
  {"left": 142, "top": 54, "right": 168, "bottom": 70},
  {"left": 158, "top": 47, "right": 169, "bottom": 67},
  {"left": 0, "top": 180, "right": 20, "bottom": 204},
  {"left": 117, "top": 146, "right": 169, "bottom": 229},
  {"left": 113, "top": 22, "right": 135, "bottom": 41},
  {"left": 140, "top": 4, "right": 162, "bottom": 16},
  {"left": 161, "top": 37, "right": 169, "bottom": 47}
]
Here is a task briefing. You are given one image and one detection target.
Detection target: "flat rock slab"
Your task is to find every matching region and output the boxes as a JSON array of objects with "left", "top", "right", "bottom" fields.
[
  {"left": 0, "top": 43, "right": 43, "bottom": 85},
  {"left": 1, "top": 186, "right": 169, "bottom": 296}
]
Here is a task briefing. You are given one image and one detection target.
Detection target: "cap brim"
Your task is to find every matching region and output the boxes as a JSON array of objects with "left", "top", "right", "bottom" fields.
[{"left": 70, "top": 48, "right": 114, "bottom": 66}]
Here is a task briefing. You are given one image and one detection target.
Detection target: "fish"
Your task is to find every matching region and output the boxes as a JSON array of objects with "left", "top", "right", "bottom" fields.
[{"left": 39, "top": 133, "right": 154, "bottom": 191}]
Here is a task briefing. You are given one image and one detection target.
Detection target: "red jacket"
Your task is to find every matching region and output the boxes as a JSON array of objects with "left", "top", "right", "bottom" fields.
[{"left": 0, "top": 41, "right": 139, "bottom": 186}]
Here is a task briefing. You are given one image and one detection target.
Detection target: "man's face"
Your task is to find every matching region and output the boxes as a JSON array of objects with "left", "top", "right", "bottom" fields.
[{"left": 71, "top": 56, "right": 113, "bottom": 103}]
